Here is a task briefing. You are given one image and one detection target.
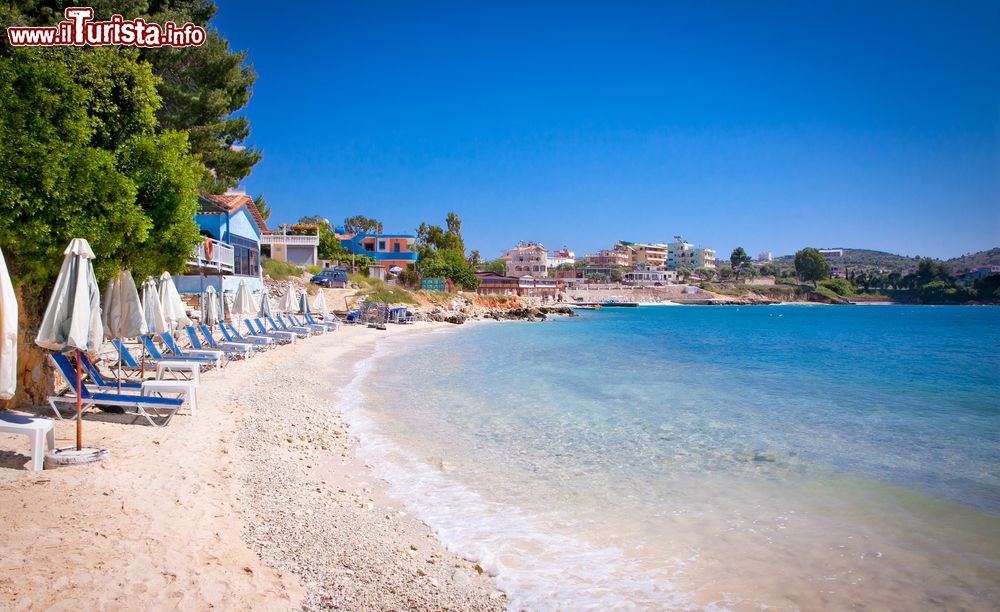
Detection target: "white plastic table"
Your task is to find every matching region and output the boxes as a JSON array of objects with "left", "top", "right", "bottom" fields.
[
  {"left": 155, "top": 361, "right": 201, "bottom": 385},
  {"left": 141, "top": 380, "right": 199, "bottom": 416},
  {"left": 0, "top": 414, "right": 55, "bottom": 471}
]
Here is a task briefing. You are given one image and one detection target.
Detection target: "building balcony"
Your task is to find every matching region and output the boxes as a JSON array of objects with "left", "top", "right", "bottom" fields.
[
  {"left": 261, "top": 233, "right": 320, "bottom": 246},
  {"left": 187, "top": 237, "right": 234, "bottom": 273}
]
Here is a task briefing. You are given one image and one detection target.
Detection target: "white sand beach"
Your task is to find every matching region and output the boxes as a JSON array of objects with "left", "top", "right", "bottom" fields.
[{"left": 0, "top": 323, "right": 505, "bottom": 611}]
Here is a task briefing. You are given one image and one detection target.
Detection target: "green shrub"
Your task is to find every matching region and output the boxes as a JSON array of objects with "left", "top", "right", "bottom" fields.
[
  {"left": 262, "top": 257, "right": 303, "bottom": 281},
  {"left": 308, "top": 265, "right": 322, "bottom": 275}
]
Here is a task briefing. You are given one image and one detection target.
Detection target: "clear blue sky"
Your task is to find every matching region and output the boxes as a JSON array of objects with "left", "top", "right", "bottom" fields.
[{"left": 213, "top": 0, "right": 999, "bottom": 260}]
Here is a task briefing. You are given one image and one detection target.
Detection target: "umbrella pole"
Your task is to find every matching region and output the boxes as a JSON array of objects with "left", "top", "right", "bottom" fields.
[
  {"left": 76, "top": 349, "right": 83, "bottom": 451},
  {"left": 117, "top": 349, "right": 122, "bottom": 393}
]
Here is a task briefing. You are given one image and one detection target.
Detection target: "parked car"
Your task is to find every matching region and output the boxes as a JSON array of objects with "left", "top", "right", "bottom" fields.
[{"left": 310, "top": 269, "right": 348, "bottom": 288}]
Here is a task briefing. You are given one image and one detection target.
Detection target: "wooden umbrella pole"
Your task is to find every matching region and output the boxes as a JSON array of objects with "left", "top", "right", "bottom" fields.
[{"left": 76, "top": 349, "right": 83, "bottom": 451}]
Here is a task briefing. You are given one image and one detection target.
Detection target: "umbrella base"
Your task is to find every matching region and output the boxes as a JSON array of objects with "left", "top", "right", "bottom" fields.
[{"left": 44, "top": 446, "right": 110, "bottom": 468}]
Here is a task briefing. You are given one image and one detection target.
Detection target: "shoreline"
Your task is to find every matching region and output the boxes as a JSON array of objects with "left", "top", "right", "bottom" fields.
[{"left": 0, "top": 323, "right": 505, "bottom": 610}]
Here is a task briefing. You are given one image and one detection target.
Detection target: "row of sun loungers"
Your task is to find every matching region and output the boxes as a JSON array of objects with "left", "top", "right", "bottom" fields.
[{"left": 43, "top": 313, "right": 340, "bottom": 430}]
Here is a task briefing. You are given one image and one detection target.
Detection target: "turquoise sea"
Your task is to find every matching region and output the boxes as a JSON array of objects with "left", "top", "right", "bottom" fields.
[{"left": 340, "top": 305, "right": 1000, "bottom": 610}]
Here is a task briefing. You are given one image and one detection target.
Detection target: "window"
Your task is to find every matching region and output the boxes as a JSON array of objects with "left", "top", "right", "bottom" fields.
[
  {"left": 229, "top": 235, "right": 260, "bottom": 277},
  {"left": 363, "top": 242, "right": 374, "bottom": 252},
  {"left": 378, "top": 240, "right": 386, "bottom": 251},
  {"left": 393, "top": 242, "right": 401, "bottom": 253}
]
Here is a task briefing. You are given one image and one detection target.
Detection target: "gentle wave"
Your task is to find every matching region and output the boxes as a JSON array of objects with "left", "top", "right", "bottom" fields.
[{"left": 334, "top": 332, "right": 704, "bottom": 611}]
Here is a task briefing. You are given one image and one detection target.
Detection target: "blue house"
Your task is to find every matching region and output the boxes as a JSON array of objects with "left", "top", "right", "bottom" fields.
[
  {"left": 175, "top": 191, "right": 266, "bottom": 295},
  {"left": 335, "top": 227, "right": 418, "bottom": 273}
]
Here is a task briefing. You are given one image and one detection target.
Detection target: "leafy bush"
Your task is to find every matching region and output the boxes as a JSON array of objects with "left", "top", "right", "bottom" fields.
[
  {"left": 819, "top": 278, "right": 855, "bottom": 296},
  {"left": 308, "top": 265, "right": 322, "bottom": 275}
]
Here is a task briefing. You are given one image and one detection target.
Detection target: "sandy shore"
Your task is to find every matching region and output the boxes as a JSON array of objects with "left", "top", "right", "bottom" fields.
[{"left": 0, "top": 323, "right": 505, "bottom": 610}]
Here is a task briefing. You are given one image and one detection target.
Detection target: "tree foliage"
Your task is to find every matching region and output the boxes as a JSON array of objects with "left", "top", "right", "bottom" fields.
[
  {"left": 794, "top": 248, "right": 830, "bottom": 287},
  {"left": 4, "top": 0, "right": 260, "bottom": 192},
  {"left": 343, "top": 215, "right": 383, "bottom": 235},
  {"left": 414, "top": 213, "right": 478, "bottom": 289},
  {"left": 253, "top": 193, "right": 272, "bottom": 222},
  {"left": 0, "top": 48, "right": 202, "bottom": 311},
  {"left": 729, "top": 247, "right": 752, "bottom": 281}
]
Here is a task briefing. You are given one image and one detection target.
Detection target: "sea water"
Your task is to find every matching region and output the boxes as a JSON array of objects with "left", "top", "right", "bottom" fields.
[{"left": 340, "top": 306, "right": 1000, "bottom": 610}]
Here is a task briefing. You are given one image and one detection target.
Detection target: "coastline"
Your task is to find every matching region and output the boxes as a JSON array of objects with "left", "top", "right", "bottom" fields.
[{"left": 0, "top": 323, "right": 505, "bottom": 610}]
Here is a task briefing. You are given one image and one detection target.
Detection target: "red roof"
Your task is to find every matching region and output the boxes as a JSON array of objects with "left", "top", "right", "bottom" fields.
[{"left": 198, "top": 191, "right": 268, "bottom": 232}]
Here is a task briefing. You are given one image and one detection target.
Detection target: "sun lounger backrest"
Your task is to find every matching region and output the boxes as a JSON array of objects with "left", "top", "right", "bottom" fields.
[
  {"left": 78, "top": 352, "right": 109, "bottom": 387},
  {"left": 141, "top": 336, "right": 166, "bottom": 360},
  {"left": 160, "top": 333, "right": 183, "bottom": 355},
  {"left": 113, "top": 339, "right": 140, "bottom": 368},
  {"left": 200, "top": 325, "right": 221, "bottom": 348},
  {"left": 186, "top": 326, "right": 204, "bottom": 350},
  {"left": 49, "top": 353, "right": 94, "bottom": 399}
]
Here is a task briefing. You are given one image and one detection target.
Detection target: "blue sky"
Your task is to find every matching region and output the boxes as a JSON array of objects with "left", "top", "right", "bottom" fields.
[{"left": 213, "top": 0, "right": 999, "bottom": 260}]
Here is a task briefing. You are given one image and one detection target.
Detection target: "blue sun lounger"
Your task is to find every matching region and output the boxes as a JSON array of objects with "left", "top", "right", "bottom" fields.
[
  {"left": 250, "top": 318, "right": 296, "bottom": 343},
  {"left": 267, "top": 315, "right": 310, "bottom": 338},
  {"left": 141, "top": 335, "right": 217, "bottom": 368},
  {"left": 287, "top": 314, "right": 327, "bottom": 335},
  {"left": 63, "top": 352, "right": 198, "bottom": 414},
  {"left": 189, "top": 325, "right": 253, "bottom": 358},
  {"left": 159, "top": 332, "right": 225, "bottom": 368},
  {"left": 47, "top": 353, "right": 184, "bottom": 427},
  {"left": 304, "top": 311, "right": 338, "bottom": 330},
  {"left": 221, "top": 322, "right": 273, "bottom": 348}
]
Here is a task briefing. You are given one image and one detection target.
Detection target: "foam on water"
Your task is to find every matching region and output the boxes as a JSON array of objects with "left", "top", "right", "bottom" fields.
[{"left": 336, "top": 330, "right": 702, "bottom": 610}]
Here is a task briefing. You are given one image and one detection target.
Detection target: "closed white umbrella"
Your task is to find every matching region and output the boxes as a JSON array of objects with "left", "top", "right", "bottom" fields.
[
  {"left": 299, "top": 292, "right": 311, "bottom": 315},
  {"left": 259, "top": 291, "right": 272, "bottom": 318},
  {"left": 159, "top": 271, "right": 191, "bottom": 332},
  {"left": 231, "top": 279, "right": 257, "bottom": 320},
  {"left": 312, "top": 290, "right": 328, "bottom": 315},
  {"left": 141, "top": 277, "right": 168, "bottom": 335},
  {"left": 0, "top": 246, "right": 18, "bottom": 400},
  {"left": 35, "top": 238, "right": 103, "bottom": 451},
  {"left": 278, "top": 282, "right": 298, "bottom": 313},
  {"left": 201, "top": 285, "right": 221, "bottom": 327},
  {"left": 102, "top": 270, "right": 147, "bottom": 392}
]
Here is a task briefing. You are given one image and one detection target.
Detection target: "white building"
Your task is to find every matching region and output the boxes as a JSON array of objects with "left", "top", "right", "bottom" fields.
[
  {"left": 546, "top": 247, "right": 576, "bottom": 269},
  {"left": 667, "top": 236, "right": 716, "bottom": 270},
  {"left": 506, "top": 242, "right": 548, "bottom": 277},
  {"left": 757, "top": 251, "right": 773, "bottom": 262}
]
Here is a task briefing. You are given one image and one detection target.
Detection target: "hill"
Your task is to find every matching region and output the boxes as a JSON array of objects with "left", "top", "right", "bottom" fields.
[
  {"left": 774, "top": 248, "right": 920, "bottom": 271},
  {"left": 946, "top": 248, "right": 1000, "bottom": 272}
]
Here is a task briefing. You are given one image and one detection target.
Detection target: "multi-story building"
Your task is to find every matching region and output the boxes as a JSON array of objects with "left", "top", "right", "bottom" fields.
[
  {"left": 585, "top": 245, "right": 630, "bottom": 267},
  {"left": 506, "top": 242, "right": 548, "bottom": 277},
  {"left": 177, "top": 190, "right": 265, "bottom": 294},
  {"left": 336, "top": 228, "right": 418, "bottom": 273},
  {"left": 261, "top": 224, "right": 320, "bottom": 266},
  {"left": 667, "top": 237, "right": 716, "bottom": 270},
  {"left": 622, "top": 242, "right": 669, "bottom": 267},
  {"left": 547, "top": 247, "right": 576, "bottom": 269},
  {"left": 818, "top": 249, "right": 844, "bottom": 259}
]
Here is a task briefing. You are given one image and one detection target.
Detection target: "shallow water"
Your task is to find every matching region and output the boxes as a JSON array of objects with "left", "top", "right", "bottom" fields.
[{"left": 342, "top": 306, "right": 1000, "bottom": 610}]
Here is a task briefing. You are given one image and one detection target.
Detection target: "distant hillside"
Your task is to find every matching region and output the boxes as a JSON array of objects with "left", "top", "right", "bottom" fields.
[
  {"left": 947, "top": 248, "right": 1000, "bottom": 272},
  {"left": 774, "top": 248, "right": 920, "bottom": 271},
  {"left": 772, "top": 247, "right": 1000, "bottom": 273}
]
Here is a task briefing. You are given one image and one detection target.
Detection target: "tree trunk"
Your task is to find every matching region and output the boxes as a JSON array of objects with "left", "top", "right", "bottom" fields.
[{"left": 0, "top": 285, "right": 55, "bottom": 411}]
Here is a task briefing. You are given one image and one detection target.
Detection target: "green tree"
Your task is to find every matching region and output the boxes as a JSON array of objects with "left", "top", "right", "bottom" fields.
[
  {"left": 253, "top": 193, "right": 272, "bottom": 222},
  {"left": 915, "top": 258, "right": 952, "bottom": 287},
  {"left": 729, "top": 247, "right": 752, "bottom": 282},
  {"left": 343, "top": 215, "right": 383, "bottom": 235},
  {"left": 422, "top": 249, "right": 480, "bottom": 290},
  {"left": 794, "top": 248, "right": 830, "bottom": 287},
  {"left": 0, "top": 48, "right": 203, "bottom": 403},
  {"left": 4, "top": 1, "right": 261, "bottom": 192},
  {"left": 481, "top": 259, "right": 507, "bottom": 274}
]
